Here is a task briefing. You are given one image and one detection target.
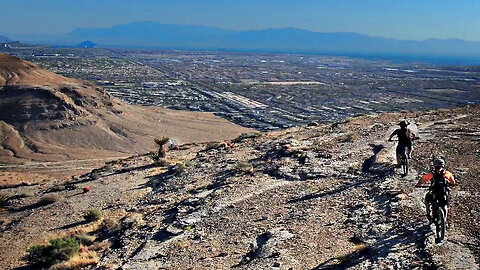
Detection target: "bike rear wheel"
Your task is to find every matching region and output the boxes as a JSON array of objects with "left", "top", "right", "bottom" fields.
[{"left": 402, "top": 159, "right": 408, "bottom": 176}]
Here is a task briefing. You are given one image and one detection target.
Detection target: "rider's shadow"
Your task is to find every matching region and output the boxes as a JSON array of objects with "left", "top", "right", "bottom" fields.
[
  {"left": 311, "top": 224, "right": 433, "bottom": 269},
  {"left": 362, "top": 143, "right": 394, "bottom": 176}
]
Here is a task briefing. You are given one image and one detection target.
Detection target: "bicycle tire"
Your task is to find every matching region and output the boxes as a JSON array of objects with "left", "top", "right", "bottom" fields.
[
  {"left": 436, "top": 207, "right": 446, "bottom": 241},
  {"left": 403, "top": 159, "right": 408, "bottom": 176}
]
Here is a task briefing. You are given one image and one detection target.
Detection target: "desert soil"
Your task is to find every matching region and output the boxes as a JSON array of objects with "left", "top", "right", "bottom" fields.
[{"left": 0, "top": 105, "right": 479, "bottom": 269}]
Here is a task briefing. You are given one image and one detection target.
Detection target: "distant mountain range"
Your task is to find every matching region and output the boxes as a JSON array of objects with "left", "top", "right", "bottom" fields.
[
  {"left": 0, "top": 35, "right": 11, "bottom": 43},
  {"left": 4, "top": 21, "right": 480, "bottom": 59}
]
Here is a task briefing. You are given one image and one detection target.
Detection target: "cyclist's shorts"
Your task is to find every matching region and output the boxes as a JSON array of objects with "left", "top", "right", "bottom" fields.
[{"left": 396, "top": 144, "right": 410, "bottom": 155}]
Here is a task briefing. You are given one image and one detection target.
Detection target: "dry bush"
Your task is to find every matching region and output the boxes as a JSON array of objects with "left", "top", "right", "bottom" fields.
[
  {"left": 17, "top": 190, "right": 35, "bottom": 198},
  {"left": 169, "top": 162, "right": 187, "bottom": 175},
  {"left": 39, "top": 194, "right": 61, "bottom": 205},
  {"left": 100, "top": 218, "right": 121, "bottom": 232},
  {"left": 205, "top": 141, "right": 223, "bottom": 150},
  {"left": 74, "top": 234, "right": 95, "bottom": 246},
  {"left": 120, "top": 213, "right": 144, "bottom": 230},
  {"left": 64, "top": 220, "right": 102, "bottom": 238},
  {"left": 232, "top": 132, "right": 260, "bottom": 143},
  {"left": 50, "top": 251, "right": 99, "bottom": 270},
  {"left": 235, "top": 162, "right": 254, "bottom": 175},
  {"left": 89, "top": 241, "right": 111, "bottom": 252},
  {"left": 0, "top": 193, "right": 10, "bottom": 207},
  {"left": 337, "top": 133, "right": 357, "bottom": 143}
]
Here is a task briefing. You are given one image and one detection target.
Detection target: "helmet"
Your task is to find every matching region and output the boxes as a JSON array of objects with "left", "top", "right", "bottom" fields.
[
  {"left": 432, "top": 158, "right": 445, "bottom": 168},
  {"left": 398, "top": 120, "right": 409, "bottom": 128}
]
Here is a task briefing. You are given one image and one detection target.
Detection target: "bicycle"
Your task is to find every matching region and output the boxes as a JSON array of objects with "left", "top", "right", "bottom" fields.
[
  {"left": 387, "top": 139, "right": 409, "bottom": 176},
  {"left": 417, "top": 184, "right": 450, "bottom": 243}
]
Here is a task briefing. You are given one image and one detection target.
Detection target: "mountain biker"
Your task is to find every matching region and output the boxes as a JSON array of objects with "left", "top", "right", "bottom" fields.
[
  {"left": 415, "top": 157, "right": 455, "bottom": 224},
  {"left": 388, "top": 120, "right": 416, "bottom": 166}
]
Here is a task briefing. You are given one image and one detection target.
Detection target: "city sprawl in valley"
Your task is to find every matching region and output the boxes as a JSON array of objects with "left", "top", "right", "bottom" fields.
[{"left": 3, "top": 46, "right": 479, "bottom": 131}]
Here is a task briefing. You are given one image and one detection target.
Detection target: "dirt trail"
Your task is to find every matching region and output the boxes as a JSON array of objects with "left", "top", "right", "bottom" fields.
[{"left": 365, "top": 138, "right": 478, "bottom": 270}]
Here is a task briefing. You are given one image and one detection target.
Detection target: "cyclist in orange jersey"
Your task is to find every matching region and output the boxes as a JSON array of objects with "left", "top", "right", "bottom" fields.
[{"left": 416, "top": 158, "right": 455, "bottom": 223}]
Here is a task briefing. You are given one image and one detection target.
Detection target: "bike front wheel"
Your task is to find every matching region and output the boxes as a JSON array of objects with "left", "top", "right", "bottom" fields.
[{"left": 435, "top": 207, "right": 446, "bottom": 242}]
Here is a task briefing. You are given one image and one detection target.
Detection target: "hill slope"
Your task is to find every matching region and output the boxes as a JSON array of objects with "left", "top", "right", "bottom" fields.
[
  {"left": 0, "top": 53, "right": 251, "bottom": 167},
  {"left": 0, "top": 104, "right": 479, "bottom": 269}
]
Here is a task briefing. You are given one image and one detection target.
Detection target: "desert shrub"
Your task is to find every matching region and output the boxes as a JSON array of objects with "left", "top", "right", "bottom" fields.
[
  {"left": 39, "top": 194, "right": 61, "bottom": 205},
  {"left": 169, "top": 162, "right": 187, "bottom": 175},
  {"left": 100, "top": 218, "right": 120, "bottom": 232},
  {"left": 47, "top": 184, "right": 67, "bottom": 193},
  {"left": 149, "top": 151, "right": 163, "bottom": 162},
  {"left": 0, "top": 193, "right": 11, "bottom": 207},
  {"left": 83, "top": 209, "right": 102, "bottom": 222},
  {"left": 17, "top": 190, "right": 35, "bottom": 198},
  {"left": 74, "top": 234, "right": 95, "bottom": 246},
  {"left": 235, "top": 162, "right": 254, "bottom": 175},
  {"left": 337, "top": 133, "right": 357, "bottom": 143},
  {"left": 26, "top": 237, "right": 80, "bottom": 267},
  {"left": 120, "top": 213, "right": 144, "bottom": 230},
  {"left": 232, "top": 132, "right": 260, "bottom": 143}
]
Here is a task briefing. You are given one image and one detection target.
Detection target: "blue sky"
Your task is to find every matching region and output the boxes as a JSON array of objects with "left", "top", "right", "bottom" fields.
[{"left": 2, "top": 0, "right": 480, "bottom": 41}]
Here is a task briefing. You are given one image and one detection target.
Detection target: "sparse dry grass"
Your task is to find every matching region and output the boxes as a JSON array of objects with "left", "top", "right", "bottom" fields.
[
  {"left": 89, "top": 240, "right": 111, "bottom": 252},
  {"left": 50, "top": 251, "right": 99, "bottom": 270}
]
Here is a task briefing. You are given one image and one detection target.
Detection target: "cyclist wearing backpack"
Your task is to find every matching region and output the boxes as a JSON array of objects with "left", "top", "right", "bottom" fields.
[
  {"left": 416, "top": 158, "right": 455, "bottom": 223},
  {"left": 388, "top": 120, "right": 416, "bottom": 166}
]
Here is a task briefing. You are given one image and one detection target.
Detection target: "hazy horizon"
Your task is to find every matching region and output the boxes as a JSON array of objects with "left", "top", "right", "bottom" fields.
[
  {"left": 2, "top": 21, "right": 479, "bottom": 43},
  {"left": 2, "top": 0, "right": 480, "bottom": 41}
]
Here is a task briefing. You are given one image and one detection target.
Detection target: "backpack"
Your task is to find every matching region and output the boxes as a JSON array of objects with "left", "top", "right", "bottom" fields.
[{"left": 430, "top": 171, "right": 449, "bottom": 206}]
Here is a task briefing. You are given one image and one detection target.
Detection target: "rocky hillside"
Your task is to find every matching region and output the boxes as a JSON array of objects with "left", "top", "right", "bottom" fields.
[
  {"left": 0, "top": 53, "right": 250, "bottom": 176},
  {"left": 0, "top": 104, "right": 478, "bottom": 269}
]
